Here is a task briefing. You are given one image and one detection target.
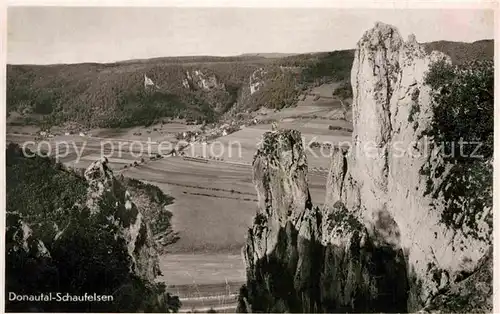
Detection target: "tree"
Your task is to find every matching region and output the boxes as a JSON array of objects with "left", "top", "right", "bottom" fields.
[
  {"left": 422, "top": 59, "right": 493, "bottom": 240},
  {"left": 424, "top": 59, "right": 493, "bottom": 161}
]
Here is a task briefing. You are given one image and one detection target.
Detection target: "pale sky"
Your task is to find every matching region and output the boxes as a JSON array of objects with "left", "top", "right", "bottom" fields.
[{"left": 7, "top": 7, "right": 494, "bottom": 64}]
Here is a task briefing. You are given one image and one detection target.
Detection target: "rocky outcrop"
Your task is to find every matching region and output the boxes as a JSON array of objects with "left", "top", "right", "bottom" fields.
[
  {"left": 423, "top": 247, "right": 493, "bottom": 313},
  {"left": 5, "top": 143, "right": 180, "bottom": 312},
  {"left": 335, "top": 22, "right": 491, "bottom": 309},
  {"left": 240, "top": 22, "right": 492, "bottom": 313},
  {"left": 239, "top": 130, "right": 408, "bottom": 312},
  {"left": 84, "top": 157, "right": 160, "bottom": 281},
  {"left": 183, "top": 70, "right": 225, "bottom": 91},
  {"left": 6, "top": 212, "right": 51, "bottom": 259},
  {"left": 249, "top": 68, "right": 267, "bottom": 95}
]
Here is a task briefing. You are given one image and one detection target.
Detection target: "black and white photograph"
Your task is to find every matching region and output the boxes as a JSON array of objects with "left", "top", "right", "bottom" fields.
[{"left": 3, "top": 3, "right": 496, "bottom": 313}]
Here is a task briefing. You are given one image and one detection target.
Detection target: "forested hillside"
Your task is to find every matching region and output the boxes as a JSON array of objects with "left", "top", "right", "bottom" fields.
[
  {"left": 7, "top": 39, "right": 493, "bottom": 128},
  {"left": 5, "top": 144, "right": 180, "bottom": 312}
]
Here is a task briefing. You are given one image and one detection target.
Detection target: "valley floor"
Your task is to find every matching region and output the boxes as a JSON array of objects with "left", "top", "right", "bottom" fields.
[
  {"left": 157, "top": 254, "right": 244, "bottom": 313},
  {"left": 6, "top": 113, "right": 351, "bottom": 312}
]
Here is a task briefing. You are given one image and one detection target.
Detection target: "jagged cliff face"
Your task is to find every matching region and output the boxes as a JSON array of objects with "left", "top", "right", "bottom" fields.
[
  {"left": 84, "top": 157, "right": 161, "bottom": 281},
  {"left": 6, "top": 213, "right": 51, "bottom": 259},
  {"left": 241, "top": 130, "right": 409, "bottom": 313},
  {"left": 183, "top": 70, "right": 226, "bottom": 91},
  {"left": 249, "top": 68, "right": 267, "bottom": 95},
  {"left": 7, "top": 156, "right": 162, "bottom": 282},
  {"left": 240, "top": 22, "right": 492, "bottom": 313},
  {"left": 335, "top": 22, "right": 491, "bottom": 307}
]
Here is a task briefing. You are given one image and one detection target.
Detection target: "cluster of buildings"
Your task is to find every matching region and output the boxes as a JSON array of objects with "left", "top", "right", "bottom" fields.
[
  {"left": 37, "top": 130, "right": 91, "bottom": 138},
  {"left": 175, "top": 122, "right": 242, "bottom": 144}
]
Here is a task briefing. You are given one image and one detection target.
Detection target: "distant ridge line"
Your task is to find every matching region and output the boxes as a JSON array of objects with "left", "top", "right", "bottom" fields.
[{"left": 7, "top": 39, "right": 493, "bottom": 66}]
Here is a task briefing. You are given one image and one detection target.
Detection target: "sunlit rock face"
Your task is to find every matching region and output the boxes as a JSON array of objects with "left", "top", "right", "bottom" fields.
[
  {"left": 239, "top": 22, "right": 492, "bottom": 313},
  {"left": 183, "top": 70, "right": 225, "bottom": 91},
  {"left": 422, "top": 247, "right": 493, "bottom": 314},
  {"left": 249, "top": 68, "right": 266, "bottom": 95},
  {"left": 344, "top": 21, "right": 491, "bottom": 308}
]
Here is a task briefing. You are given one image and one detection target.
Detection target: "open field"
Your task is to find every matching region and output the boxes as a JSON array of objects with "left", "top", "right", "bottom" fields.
[
  {"left": 91, "top": 121, "right": 201, "bottom": 143},
  {"left": 6, "top": 125, "right": 341, "bottom": 254},
  {"left": 159, "top": 254, "right": 245, "bottom": 286},
  {"left": 124, "top": 160, "right": 257, "bottom": 253},
  {"left": 158, "top": 254, "right": 244, "bottom": 313},
  {"left": 6, "top": 121, "right": 199, "bottom": 157},
  {"left": 188, "top": 121, "right": 351, "bottom": 170},
  {"left": 121, "top": 154, "right": 329, "bottom": 254},
  {"left": 5, "top": 132, "right": 182, "bottom": 171},
  {"left": 177, "top": 294, "right": 239, "bottom": 313},
  {"left": 5, "top": 131, "right": 331, "bottom": 252},
  {"left": 308, "top": 82, "right": 342, "bottom": 97}
]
